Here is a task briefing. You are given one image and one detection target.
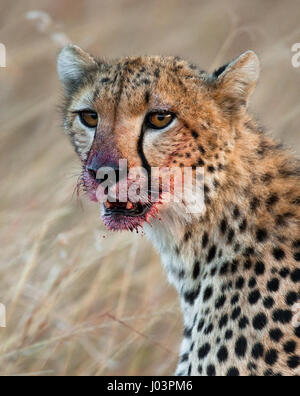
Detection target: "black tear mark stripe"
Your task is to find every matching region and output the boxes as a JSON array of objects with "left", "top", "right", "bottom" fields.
[{"left": 137, "top": 126, "right": 152, "bottom": 175}]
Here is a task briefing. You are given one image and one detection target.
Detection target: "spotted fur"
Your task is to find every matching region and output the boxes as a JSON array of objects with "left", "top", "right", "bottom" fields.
[{"left": 57, "top": 46, "right": 300, "bottom": 376}]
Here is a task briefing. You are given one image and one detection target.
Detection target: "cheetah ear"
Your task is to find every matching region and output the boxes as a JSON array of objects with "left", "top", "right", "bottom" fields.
[
  {"left": 57, "top": 44, "right": 97, "bottom": 94},
  {"left": 212, "top": 51, "right": 260, "bottom": 114}
]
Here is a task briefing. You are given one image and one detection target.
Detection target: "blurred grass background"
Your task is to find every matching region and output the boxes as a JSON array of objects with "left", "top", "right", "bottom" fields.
[{"left": 0, "top": 0, "right": 299, "bottom": 376}]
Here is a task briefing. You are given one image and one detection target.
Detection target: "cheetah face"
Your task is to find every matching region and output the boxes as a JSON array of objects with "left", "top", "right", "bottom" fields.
[{"left": 57, "top": 45, "right": 259, "bottom": 231}]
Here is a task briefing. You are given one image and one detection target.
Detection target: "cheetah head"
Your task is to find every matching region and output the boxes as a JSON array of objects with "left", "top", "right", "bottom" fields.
[{"left": 57, "top": 46, "right": 259, "bottom": 232}]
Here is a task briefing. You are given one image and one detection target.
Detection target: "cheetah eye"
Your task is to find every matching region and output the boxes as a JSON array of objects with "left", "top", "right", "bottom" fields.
[
  {"left": 79, "top": 111, "right": 98, "bottom": 129},
  {"left": 146, "top": 112, "right": 175, "bottom": 130}
]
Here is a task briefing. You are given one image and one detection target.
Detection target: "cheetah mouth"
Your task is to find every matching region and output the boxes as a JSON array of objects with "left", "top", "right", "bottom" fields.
[
  {"left": 103, "top": 201, "right": 151, "bottom": 217},
  {"left": 102, "top": 200, "right": 157, "bottom": 232}
]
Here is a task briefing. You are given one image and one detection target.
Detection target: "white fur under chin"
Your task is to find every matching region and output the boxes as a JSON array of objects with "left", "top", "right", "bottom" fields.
[
  {"left": 144, "top": 201, "right": 204, "bottom": 290},
  {"left": 144, "top": 201, "right": 204, "bottom": 253}
]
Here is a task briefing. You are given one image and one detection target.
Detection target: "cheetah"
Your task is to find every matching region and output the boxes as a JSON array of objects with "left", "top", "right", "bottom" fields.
[{"left": 57, "top": 45, "right": 300, "bottom": 376}]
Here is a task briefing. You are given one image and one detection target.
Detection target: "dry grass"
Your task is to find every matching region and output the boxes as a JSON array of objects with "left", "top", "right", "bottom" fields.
[{"left": 0, "top": 0, "right": 299, "bottom": 376}]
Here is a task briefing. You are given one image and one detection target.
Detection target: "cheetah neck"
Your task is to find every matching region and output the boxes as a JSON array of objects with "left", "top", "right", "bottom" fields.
[
  {"left": 144, "top": 121, "right": 300, "bottom": 330},
  {"left": 144, "top": 203, "right": 245, "bottom": 323}
]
